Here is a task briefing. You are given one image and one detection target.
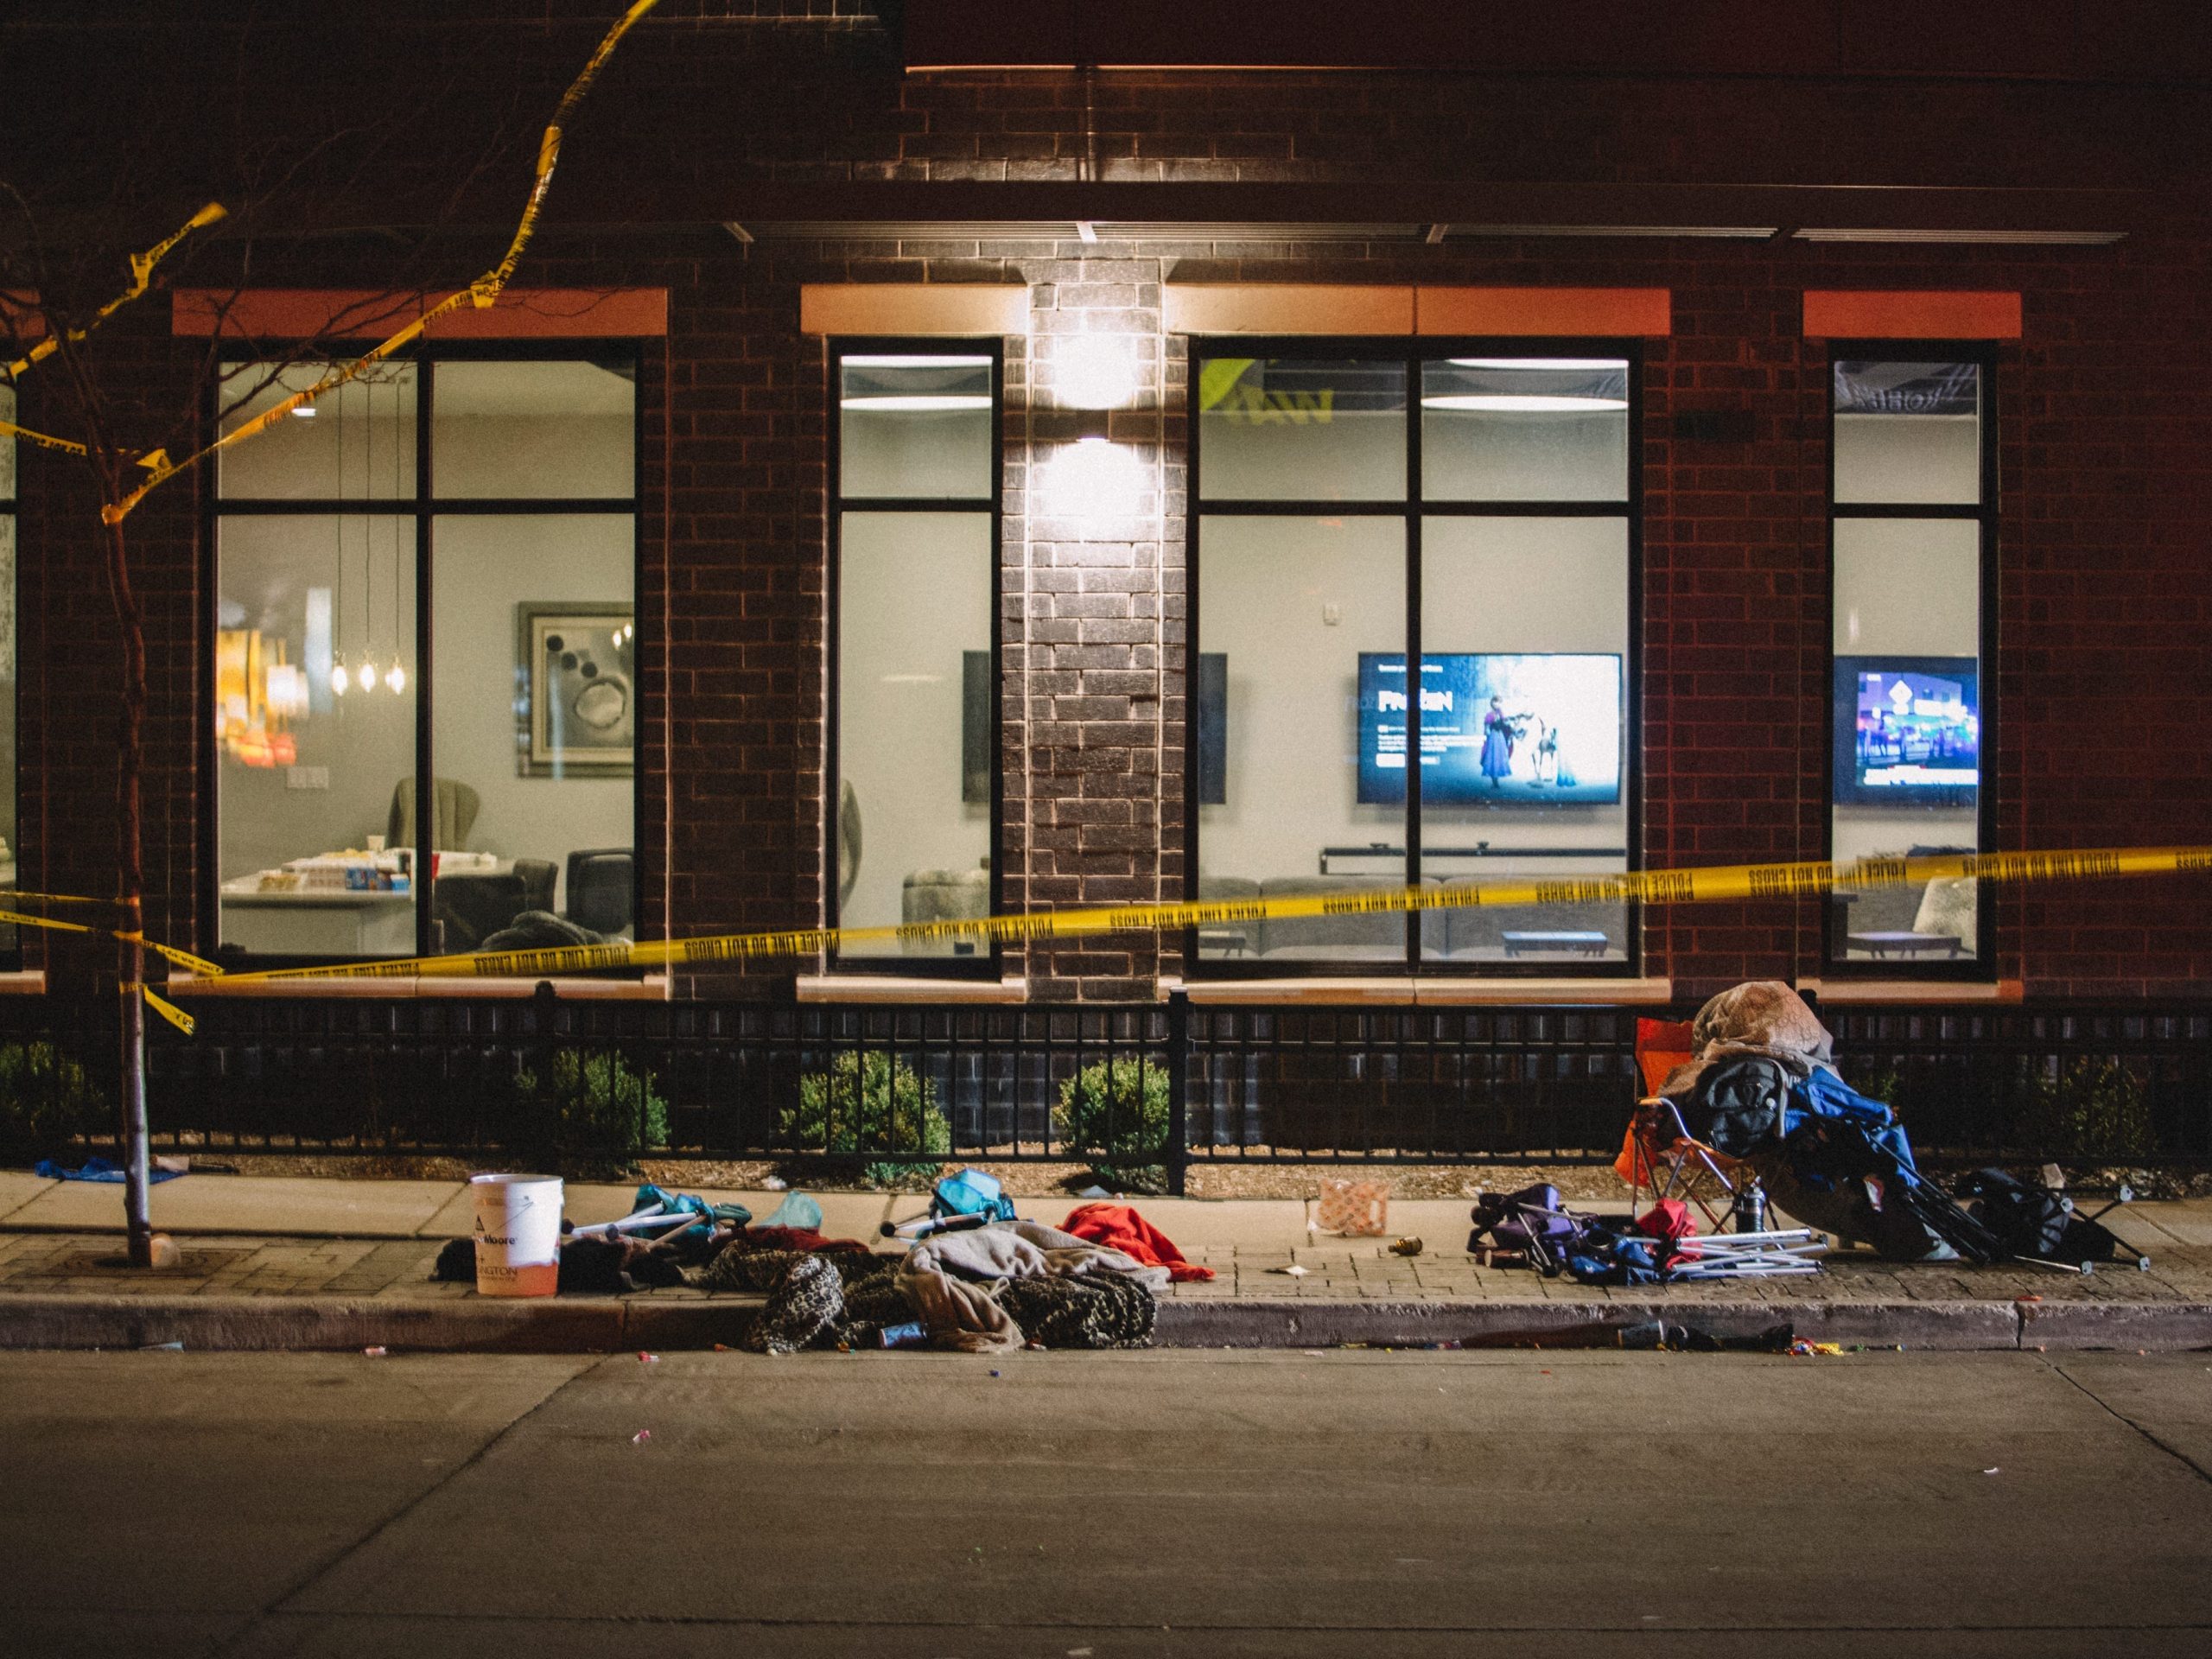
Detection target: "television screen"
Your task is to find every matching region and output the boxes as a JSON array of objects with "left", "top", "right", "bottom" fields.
[
  {"left": 1357, "top": 652, "right": 1623, "bottom": 806},
  {"left": 1834, "top": 655, "right": 1980, "bottom": 805}
]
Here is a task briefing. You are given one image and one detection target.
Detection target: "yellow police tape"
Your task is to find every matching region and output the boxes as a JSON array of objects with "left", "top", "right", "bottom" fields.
[
  {"left": 101, "top": 0, "right": 661, "bottom": 525},
  {"left": 3, "top": 202, "right": 227, "bottom": 386},
  {"left": 183, "top": 843, "right": 2209, "bottom": 990}
]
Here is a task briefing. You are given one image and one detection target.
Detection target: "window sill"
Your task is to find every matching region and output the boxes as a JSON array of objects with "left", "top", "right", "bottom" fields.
[
  {"left": 797, "top": 975, "right": 1028, "bottom": 1005},
  {"left": 1164, "top": 975, "right": 1674, "bottom": 1006},
  {"left": 168, "top": 974, "right": 671, "bottom": 1001},
  {"left": 1796, "top": 976, "right": 2022, "bottom": 1005},
  {"left": 0, "top": 970, "right": 48, "bottom": 995}
]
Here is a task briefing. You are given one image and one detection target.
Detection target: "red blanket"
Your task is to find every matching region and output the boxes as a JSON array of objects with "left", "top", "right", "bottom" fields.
[{"left": 1060, "top": 1203, "right": 1216, "bottom": 1282}]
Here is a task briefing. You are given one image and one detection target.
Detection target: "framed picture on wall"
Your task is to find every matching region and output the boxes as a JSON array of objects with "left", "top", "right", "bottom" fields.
[{"left": 516, "top": 601, "right": 634, "bottom": 777}]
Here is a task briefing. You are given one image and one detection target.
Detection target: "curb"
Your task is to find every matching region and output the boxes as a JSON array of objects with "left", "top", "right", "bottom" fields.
[{"left": 6, "top": 1292, "right": 2211, "bottom": 1354}]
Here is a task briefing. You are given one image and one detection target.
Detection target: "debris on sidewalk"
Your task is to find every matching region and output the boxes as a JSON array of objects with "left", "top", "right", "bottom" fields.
[
  {"left": 1316, "top": 1176, "right": 1390, "bottom": 1236},
  {"left": 1060, "top": 1202, "right": 1216, "bottom": 1281},
  {"left": 34, "top": 1156, "right": 185, "bottom": 1185},
  {"left": 1624, "top": 982, "right": 2006, "bottom": 1264},
  {"left": 1470, "top": 1183, "right": 1825, "bottom": 1286},
  {"left": 1389, "top": 1236, "right": 1424, "bottom": 1257}
]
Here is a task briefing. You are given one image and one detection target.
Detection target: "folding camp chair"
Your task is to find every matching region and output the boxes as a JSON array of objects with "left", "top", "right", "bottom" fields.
[{"left": 1612, "top": 1017, "right": 1744, "bottom": 1230}]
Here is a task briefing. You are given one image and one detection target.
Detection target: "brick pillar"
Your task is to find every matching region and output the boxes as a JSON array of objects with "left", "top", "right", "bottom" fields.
[{"left": 1018, "top": 248, "right": 1168, "bottom": 1001}]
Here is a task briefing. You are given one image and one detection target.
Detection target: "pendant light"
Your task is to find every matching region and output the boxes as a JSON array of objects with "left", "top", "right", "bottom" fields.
[{"left": 330, "top": 385, "right": 350, "bottom": 695}]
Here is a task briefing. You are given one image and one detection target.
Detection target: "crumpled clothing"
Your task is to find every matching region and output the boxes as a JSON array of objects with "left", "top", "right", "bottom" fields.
[
  {"left": 1059, "top": 1202, "right": 1215, "bottom": 1282},
  {"left": 1661, "top": 981, "right": 1836, "bottom": 1101},
  {"left": 740, "top": 1225, "right": 871, "bottom": 1255},
  {"left": 898, "top": 1219, "right": 1167, "bottom": 1351},
  {"left": 691, "top": 1244, "right": 912, "bottom": 1351},
  {"left": 998, "top": 1273, "right": 1154, "bottom": 1349}
]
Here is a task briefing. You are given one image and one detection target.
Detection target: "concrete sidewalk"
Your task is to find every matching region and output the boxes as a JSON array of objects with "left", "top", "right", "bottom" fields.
[{"left": 3, "top": 1171, "right": 2209, "bottom": 1354}]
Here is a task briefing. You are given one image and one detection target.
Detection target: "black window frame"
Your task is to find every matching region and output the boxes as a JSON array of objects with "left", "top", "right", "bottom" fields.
[
  {"left": 202, "top": 340, "right": 646, "bottom": 969},
  {"left": 1185, "top": 334, "right": 1644, "bottom": 980},
  {"left": 0, "top": 385, "right": 16, "bottom": 969},
  {"left": 824, "top": 336, "right": 1006, "bottom": 979},
  {"left": 1821, "top": 339, "right": 1999, "bottom": 982}
]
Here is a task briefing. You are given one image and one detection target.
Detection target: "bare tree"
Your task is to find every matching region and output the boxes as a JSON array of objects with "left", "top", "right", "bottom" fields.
[{"left": 0, "top": 0, "right": 661, "bottom": 1267}]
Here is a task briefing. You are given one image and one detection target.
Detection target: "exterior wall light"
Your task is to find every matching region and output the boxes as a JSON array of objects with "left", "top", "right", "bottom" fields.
[{"left": 1053, "top": 335, "right": 1141, "bottom": 410}]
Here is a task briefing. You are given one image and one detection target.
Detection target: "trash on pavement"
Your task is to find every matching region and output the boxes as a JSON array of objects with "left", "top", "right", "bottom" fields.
[
  {"left": 1470, "top": 1183, "right": 1824, "bottom": 1285},
  {"left": 362, "top": 1345, "right": 388, "bottom": 1357},
  {"left": 33, "top": 1156, "right": 185, "bottom": 1185},
  {"left": 1268, "top": 1263, "right": 1309, "bottom": 1277},
  {"left": 757, "top": 1189, "right": 824, "bottom": 1232},
  {"left": 1389, "top": 1236, "right": 1424, "bottom": 1257},
  {"left": 631, "top": 1429, "right": 652, "bottom": 1445},
  {"left": 1316, "top": 1176, "right": 1390, "bottom": 1236}
]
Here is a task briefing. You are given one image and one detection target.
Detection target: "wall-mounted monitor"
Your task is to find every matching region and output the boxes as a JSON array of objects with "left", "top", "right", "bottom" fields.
[
  {"left": 1357, "top": 652, "right": 1623, "bottom": 806},
  {"left": 1833, "top": 655, "right": 1980, "bottom": 806},
  {"left": 1194, "top": 652, "right": 1227, "bottom": 806}
]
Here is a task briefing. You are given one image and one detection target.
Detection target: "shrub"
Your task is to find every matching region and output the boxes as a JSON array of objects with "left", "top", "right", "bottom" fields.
[
  {"left": 1054, "top": 1057, "right": 1172, "bottom": 1193},
  {"left": 510, "top": 1049, "right": 669, "bottom": 1172},
  {"left": 2021, "top": 1057, "right": 2155, "bottom": 1162},
  {"left": 785, "top": 1052, "right": 950, "bottom": 1186},
  {"left": 0, "top": 1042, "right": 105, "bottom": 1165}
]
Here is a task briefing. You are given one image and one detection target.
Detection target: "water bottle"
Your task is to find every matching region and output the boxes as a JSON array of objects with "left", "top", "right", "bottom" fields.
[{"left": 1731, "top": 1179, "right": 1767, "bottom": 1235}]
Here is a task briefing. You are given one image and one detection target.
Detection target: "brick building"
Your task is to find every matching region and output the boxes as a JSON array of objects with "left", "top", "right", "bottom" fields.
[{"left": 3, "top": 0, "right": 2208, "bottom": 1039}]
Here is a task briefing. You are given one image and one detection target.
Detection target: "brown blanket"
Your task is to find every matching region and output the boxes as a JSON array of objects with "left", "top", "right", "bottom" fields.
[{"left": 1660, "top": 979, "right": 1836, "bottom": 1101}]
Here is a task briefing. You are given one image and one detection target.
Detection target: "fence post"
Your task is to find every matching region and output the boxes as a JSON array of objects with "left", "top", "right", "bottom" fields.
[{"left": 1166, "top": 988, "right": 1191, "bottom": 1197}]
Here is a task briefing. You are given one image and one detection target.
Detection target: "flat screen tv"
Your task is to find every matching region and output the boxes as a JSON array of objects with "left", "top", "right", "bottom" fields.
[
  {"left": 1833, "top": 655, "right": 1980, "bottom": 806},
  {"left": 1357, "top": 652, "right": 1623, "bottom": 806}
]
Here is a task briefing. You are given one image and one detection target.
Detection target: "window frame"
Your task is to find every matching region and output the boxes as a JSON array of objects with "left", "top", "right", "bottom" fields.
[
  {"left": 1821, "top": 338, "right": 1999, "bottom": 981},
  {"left": 201, "top": 340, "right": 646, "bottom": 968},
  {"left": 824, "top": 335, "right": 1006, "bottom": 979},
  {"left": 1184, "top": 334, "right": 1645, "bottom": 979},
  {"left": 0, "top": 387, "right": 16, "bottom": 969}
]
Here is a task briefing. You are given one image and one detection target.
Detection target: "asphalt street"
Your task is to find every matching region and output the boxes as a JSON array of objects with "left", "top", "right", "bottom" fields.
[{"left": 3, "top": 1346, "right": 2209, "bottom": 1656}]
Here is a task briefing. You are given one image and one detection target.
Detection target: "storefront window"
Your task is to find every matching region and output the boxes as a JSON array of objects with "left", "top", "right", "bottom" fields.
[
  {"left": 1192, "top": 346, "right": 1636, "bottom": 974},
  {"left": 1827, "top": 356, "right": 1992, "bottom": 973},
  {"left": 831, "top": 347, "right": 1000, "bottom": 967},
  {"left": 213, "top": 353, "right": 637, "bottom": 963}
]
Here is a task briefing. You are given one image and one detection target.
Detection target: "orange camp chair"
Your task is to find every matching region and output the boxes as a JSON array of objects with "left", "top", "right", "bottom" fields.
[{"left": 1614, "top": 1016, "right": 1743, "bottom": 1230}]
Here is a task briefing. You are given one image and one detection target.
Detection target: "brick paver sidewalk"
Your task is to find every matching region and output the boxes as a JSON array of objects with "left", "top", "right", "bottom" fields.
[{"left": 4, "top": 1216, "right": 2206, "bottom": 1311}]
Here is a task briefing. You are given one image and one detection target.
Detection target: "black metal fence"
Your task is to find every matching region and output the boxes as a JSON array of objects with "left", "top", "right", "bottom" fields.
[{"left": 0, "top": 988, "right": 2206, "bottom": 1187}]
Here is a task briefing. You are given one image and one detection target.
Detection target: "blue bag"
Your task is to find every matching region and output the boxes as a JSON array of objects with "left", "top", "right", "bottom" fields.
[{"left": 931, "top": 1167, "right": 1017, "bottom": 1224}]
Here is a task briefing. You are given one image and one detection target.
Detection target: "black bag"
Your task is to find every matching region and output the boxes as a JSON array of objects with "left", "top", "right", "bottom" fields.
[
  {"left": 1681, "top": 1055, "right": 1790, "bottom": 1155},
  {"left": 1955, "top": 1168, "right": 2121, "bottom": 1263}
]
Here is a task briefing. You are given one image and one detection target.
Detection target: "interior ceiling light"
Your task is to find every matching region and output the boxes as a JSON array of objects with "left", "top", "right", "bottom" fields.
[
  {"left": 1421, "top": 394, "right": 1629, "bottom": 411},
  {"left": 1793, "top": 228, "right": 2126, "bottom": 245},
  {"left": 838, "top": 393, "right": 993, "bottom": 410},
  {"left": 841, "top": 353, "right": 993, "bottom": 411},
  {"left": 1448, "top": 358, "right": 1624, "bottom": 372}
]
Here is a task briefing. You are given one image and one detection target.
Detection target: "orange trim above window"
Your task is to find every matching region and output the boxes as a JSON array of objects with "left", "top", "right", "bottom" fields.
[
  {"left": 799, "top": 283, "right": 1030, "bottom": 336},
  {"left": 172, "top": 287, "right": 668, "bottom": 340},
  {"left": 1165, "top": 284, "right": 1416, "bottom": 335},
  {"left": 1802, "top": 290, "right": 2021, "bottom": 340},
  {"left": 1165, "top": 284, "right": 1669, "bottom": 337},
  {"left": 1414, "top": 286, "right": 1671, "bottom": 337}
]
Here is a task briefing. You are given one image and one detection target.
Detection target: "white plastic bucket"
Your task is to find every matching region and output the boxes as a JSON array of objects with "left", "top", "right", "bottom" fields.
[{"left": 470, "top": 1173, "right": 563, "bottom": 1297}]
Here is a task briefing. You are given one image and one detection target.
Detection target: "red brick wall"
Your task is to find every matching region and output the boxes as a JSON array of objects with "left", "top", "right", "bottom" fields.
[{"left": 8, "top": 19, "right": 2209, "bottom": 1002}]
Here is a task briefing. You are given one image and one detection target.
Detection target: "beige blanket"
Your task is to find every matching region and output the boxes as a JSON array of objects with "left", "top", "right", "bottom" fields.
[
  {"left": 1660, "top": 979, "right": 1837, "bottom": 1100},
  {"left": 897, "top": 1220, "right": 1168, "bottom": 1352}
]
